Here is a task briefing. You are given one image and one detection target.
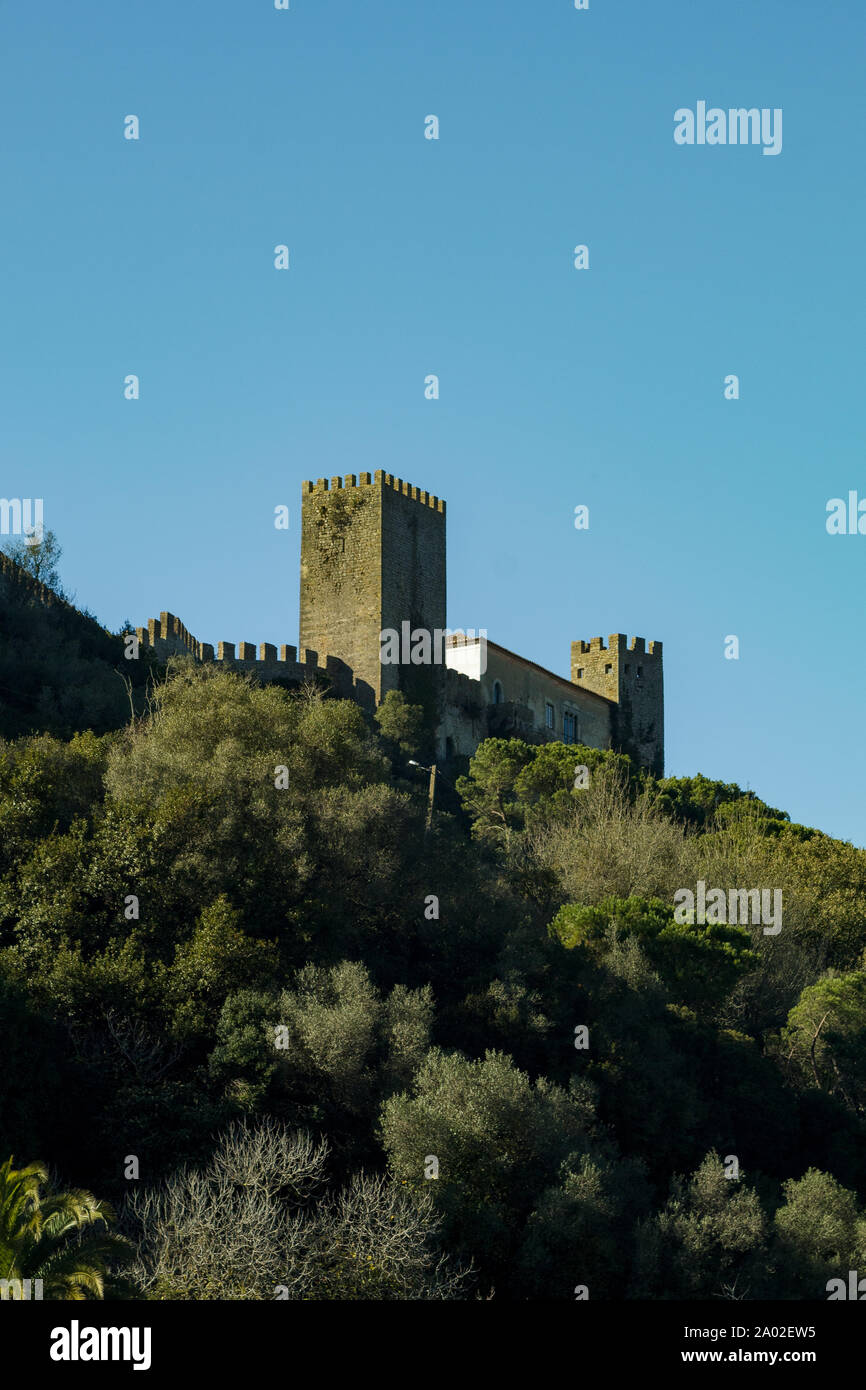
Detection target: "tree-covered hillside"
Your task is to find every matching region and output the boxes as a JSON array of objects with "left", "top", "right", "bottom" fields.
[{"left": 2, "top": 663, "right": 865, "bottom": 1300}]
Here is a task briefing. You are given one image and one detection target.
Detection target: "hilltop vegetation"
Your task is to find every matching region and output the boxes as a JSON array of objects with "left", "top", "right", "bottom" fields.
[
  {"left": 1, "top": 662, "right": 866, "bottom": 1299},
  {"left": 0, "top": 537, "right": 158, "bottom": 740}
]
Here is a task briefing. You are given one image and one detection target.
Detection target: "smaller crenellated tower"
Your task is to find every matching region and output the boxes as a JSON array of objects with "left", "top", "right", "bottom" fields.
[{"left": 570, "top": 634, "right": 664, "bottom": 775}]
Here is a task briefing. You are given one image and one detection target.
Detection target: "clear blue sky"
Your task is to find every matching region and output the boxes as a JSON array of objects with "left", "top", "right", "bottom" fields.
[{"left": 2, "top": 1, "right": 864, "bottom": 843}]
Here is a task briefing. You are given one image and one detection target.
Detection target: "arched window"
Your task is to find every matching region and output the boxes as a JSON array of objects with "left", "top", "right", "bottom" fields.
[{"left": 493, "top": 680, "right": 504, "bottom": 705}]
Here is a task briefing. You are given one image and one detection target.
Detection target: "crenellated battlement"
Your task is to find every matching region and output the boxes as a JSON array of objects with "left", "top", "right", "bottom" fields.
[
  {"left": 302, "top": 471, "right": 445, "bottom": 513},
  {"left": 572, "top": 634, "right": 662, "bottom": 658},
  {"left": 134, "top": 611, "right": 374, "bottom": 707}
]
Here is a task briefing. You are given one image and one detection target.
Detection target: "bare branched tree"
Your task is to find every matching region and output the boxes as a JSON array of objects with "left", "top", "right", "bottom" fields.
[
  {"left": 125, "top": 1118, "right": 468, "bottom": 1301},
  {"left": 211, "top": 1118, "right": 327, "bottom": 1201},
  {"left": 126, "top": 1120, "right": 326, "bottom": 1300},
  {"left": 298, "top": 1171, "right": 471, "bottom": 1300},
  {"left": 101, "top": 1010, "right": 183, "bottom": 1083},
  {"left": 67, "top": 1009, "right": 183, "bottom": 1084}
]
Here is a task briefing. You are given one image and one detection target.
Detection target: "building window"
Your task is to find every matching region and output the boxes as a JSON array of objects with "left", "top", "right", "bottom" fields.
[
  {"left": 637, "top": 665, "right": 643, "bottom": 678},
  {"left": 563, "top": 711, "right": 578, "bottom": 744},
  {"left": 493, "top": 680, "right": 504, "bottom": 705},
  {"left": 604, "top": 663, "right": 612, "bottom": 675},
  {"left": 545, "top": 702, "right": 555, "bottom": 731},
  {"left": 576, "top": 667, "right": 584, "bottom": 679}
]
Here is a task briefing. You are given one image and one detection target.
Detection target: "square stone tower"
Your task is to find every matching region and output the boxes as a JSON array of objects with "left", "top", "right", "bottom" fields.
[
  {"left": 570, "top": 634, "right": 664, "bottom": 776},
  {"left": 300, "top": 472, "right": 446, "bottom": 719}
]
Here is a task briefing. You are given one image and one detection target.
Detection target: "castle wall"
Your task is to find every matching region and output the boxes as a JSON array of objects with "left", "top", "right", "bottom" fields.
[
  {"left": 440, "top": 665, "right": 491, "bottom": 759},
  {"left": 135, "top": 611, "right": 374, "bottom": 708}
]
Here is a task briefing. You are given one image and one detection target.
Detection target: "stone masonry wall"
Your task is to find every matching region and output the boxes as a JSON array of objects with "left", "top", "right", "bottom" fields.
[
  {"left": 299, "top": 471, "right": 446, "bottom": 709},
  {"left": 135, "top": 610, "right": 372, "bottom": 708}
]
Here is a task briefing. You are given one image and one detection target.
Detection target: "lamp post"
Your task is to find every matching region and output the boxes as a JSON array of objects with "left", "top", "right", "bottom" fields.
[{"left": 408, "top": 760, "right": 438, "bottom": 836}]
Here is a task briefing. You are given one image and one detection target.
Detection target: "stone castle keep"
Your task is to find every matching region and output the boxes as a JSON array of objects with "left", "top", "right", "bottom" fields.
[{"left": 135, "top": 472, "right": 664, "bottom": 774}]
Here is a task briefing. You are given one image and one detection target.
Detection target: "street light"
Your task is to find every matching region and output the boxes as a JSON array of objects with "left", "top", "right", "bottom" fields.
[{"left": 408, "top": 760, "right": 438, "bottom": 835}]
